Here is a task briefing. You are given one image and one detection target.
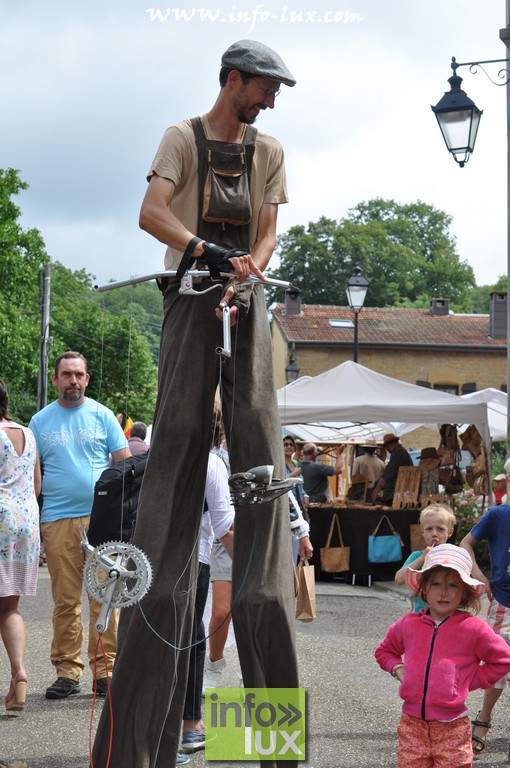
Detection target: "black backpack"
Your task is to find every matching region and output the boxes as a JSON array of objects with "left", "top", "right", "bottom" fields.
[{"left": 87, "top": 455, "right": 148, "bottom": 547}]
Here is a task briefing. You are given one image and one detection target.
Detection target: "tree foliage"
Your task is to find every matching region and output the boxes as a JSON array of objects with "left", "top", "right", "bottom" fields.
[
  {"left": 49, "top": 262, "right": 158, "bottom": 423},
  {"left": 94, "top": 281, "right": 162, "bottom": 365},
  {"left": 267, "top": 199, "right": 477, "bottom": 310},
  {"left": 468, "top": 275, "right": 507, "bottom": 314},
  {"left": 0, "top": 169, "right": 158, "bottom": 424},
  {"left": 0, "top": 169, "right": 50, "bottom": 417}
]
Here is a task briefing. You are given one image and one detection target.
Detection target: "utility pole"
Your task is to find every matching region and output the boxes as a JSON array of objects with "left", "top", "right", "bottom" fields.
[{"left": 37, "top": 264, "right": 51, "bottom": 411}]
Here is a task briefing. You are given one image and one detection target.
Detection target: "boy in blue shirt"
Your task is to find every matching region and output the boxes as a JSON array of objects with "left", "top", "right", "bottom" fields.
[{"left": 394, "top": 502, "right": 455, "bottom": 612}]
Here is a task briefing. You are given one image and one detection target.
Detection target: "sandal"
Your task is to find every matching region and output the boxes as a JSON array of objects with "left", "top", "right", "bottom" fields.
[
  {"left": 5, "top": 674, "right": 28, "bottom": 713},
  {"left": 471, "top": 713, "right": 491, "bottom": 755},
  {"left": 0, "top": 762, "right": 28, "bottom": 768}
]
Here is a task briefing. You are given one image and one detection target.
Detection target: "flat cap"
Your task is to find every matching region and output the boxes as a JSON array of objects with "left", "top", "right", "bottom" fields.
[{"left": 221, "top": 39, "right": 296, "bottom": 87}]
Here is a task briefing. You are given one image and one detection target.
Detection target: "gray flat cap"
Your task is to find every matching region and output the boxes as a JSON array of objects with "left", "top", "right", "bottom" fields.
[{"left": 221, "top": 39, "right": 296, "bottom": 87}]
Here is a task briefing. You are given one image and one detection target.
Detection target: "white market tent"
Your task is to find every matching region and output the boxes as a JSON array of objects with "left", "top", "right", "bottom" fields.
[
  {"left": 460, "top": 388, "right": 507, "bottom": 443},
  {"left": 281, "top": 420, "right": 394, "bottom": 444},
  {"left": 389, "top": 388, "right": 507, "bottom": 444},
  {"left": 277, "top": 361, "right": 491, "bottom": 451}
]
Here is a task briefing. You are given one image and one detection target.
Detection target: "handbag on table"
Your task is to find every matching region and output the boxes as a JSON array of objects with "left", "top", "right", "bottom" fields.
[
  {"left": 368, "top": 514, "right": 404, "bottom": 563},
  {"left": 320, "top": 514, "right": 350, "bottom": 573}
]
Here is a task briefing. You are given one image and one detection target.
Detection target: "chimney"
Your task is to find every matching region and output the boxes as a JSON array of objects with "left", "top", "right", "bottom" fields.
[
  {"left": 429, "top": 298, "right": 450, "bottom": 316},
  {"left": 284, "top": 288, "right": 302, "bottom": 316},
  {"left": 489, "top": 291, "right": 507, "bottom": 339}
]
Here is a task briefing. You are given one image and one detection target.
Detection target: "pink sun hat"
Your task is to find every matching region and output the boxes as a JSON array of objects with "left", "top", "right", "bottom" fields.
[{"left": 406, "top": 543, "right": 484, "bottom": 596}]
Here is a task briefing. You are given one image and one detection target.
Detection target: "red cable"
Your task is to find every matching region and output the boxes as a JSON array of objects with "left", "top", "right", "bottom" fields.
[{"left": 89, "top": 633, "right": 114, "bottom": 768}]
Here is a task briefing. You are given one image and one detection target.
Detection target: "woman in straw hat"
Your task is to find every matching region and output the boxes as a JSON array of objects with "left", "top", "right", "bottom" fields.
[{"left": 375, "top": 544, "right": 510, "bottom": 767}]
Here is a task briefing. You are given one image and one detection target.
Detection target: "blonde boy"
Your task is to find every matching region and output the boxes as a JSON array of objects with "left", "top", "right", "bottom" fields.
[{"left": 394, "top": 503, "right": 456, "bottom": 612}]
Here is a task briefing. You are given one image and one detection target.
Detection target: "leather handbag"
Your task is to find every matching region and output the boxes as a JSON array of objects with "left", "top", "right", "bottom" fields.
[
  {"left": 459, "top": 424, "right": 483, "bottom": 458},
  {"left": 445, "top": 466, "right": 465, "bottom": 494},
  {"left": 438, "top": 467, "right": 452, "bottom": 485},
  {"left": 320, "top": 515, "right": 350, "bottom": 573},
  {"left": 439, "top": 449, "right": 455, "bottom": 467},
  {"left": 473, "top": 452, "right": 486, "bottom": 477},
  {"left": 473, "top": 473, "right": 489, "bottom": 496},
  {"left": 368, "top": 515, "right": 404, "bottom": 563}
]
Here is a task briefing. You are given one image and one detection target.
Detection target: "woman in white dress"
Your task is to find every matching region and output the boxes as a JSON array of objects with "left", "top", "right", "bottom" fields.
[{"left": 0, "top": 380, "right": 41, "bottom": 712}]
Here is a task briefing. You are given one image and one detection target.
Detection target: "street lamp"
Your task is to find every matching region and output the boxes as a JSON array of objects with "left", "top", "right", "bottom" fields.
[
  {"left": 431, "top": 58, "right": 483, "bottom": 167},
  {"left": 345, "top": 266, "right": 369, "bottom": 363},
  {"left": 285, "top": 343, "right": 300, "bottom": 384},
  {"left": 431, "top": 16, "right": 510, "bottom": 449}
]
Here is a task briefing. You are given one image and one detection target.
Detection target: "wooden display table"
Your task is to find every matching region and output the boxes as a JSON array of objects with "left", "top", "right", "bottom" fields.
[{"left": 307, "top": 501, "right": 421, "bottom": 585}]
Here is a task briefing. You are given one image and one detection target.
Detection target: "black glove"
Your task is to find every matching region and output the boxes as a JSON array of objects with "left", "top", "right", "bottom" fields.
[
  {"left": 197, "top": 242, "right": 248, "bottom": 279},
  {"left": 222, "top": 281, "right": 254, "bottom": 321}
]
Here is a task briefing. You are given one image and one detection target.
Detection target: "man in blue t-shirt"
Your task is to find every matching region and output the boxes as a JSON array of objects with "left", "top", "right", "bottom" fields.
[
  {"left": 461, "top": 462, "right": 510, "bottom": 757},
  {"left": 29, "top": 351, "right": 130, "bottom": 700}
]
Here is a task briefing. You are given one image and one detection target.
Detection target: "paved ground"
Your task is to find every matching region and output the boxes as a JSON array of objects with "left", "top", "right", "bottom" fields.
[{"left": 2, "top": 568, "right": 510, "bottom": 767}]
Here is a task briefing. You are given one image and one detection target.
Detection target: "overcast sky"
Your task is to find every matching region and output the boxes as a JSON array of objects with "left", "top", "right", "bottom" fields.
[{"left": 1, "top": 0, "right": 508, "bottom": 289}]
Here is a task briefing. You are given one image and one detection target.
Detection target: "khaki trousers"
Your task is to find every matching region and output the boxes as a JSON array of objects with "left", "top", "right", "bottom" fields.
[{"left": 42, "top": 516, "right": 118, "bottom": 681}]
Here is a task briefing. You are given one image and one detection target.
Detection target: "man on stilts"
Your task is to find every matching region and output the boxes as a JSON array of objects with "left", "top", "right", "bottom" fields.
[{"left": 92, "top": 39, "right": 299, "bottom": 768}]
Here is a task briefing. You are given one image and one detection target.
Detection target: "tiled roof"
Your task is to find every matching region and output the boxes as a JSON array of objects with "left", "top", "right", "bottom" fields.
[{"left": 272, "top": 305, "right": 507, "bottom": 350}]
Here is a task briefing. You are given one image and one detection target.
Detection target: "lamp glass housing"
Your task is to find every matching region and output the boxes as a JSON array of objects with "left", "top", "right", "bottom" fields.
[
  {"left": 431, "top": 71, "right": 483, "bottom": 166},
  {"left": 434, "top": 106, "right": 482, "bottom": 165},
  {"left": 285, "top": 344, "right": 300, "bottom": 384},
  {"left": 345, "top": 267, "right": 369, "bottom": 311},
  {"left": 285, "top": 359, "right": 299, "bottom": 384}
]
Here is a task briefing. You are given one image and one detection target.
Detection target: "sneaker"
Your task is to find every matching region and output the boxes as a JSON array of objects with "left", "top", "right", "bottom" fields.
[
  {"left": 45, "top": 677, "right": 81, "bottom": 699},
  {"left": 92, "top": 678, "right": 109, "bottom": 697},
  {"left": 176, "top": 752, "right": 190, "bottom": 766},
  {"left": 181, "top": 730, "right": 207, "bottom": 753},
  {"left": 202, "top": 656, "right": 226, "bottom": 695}
]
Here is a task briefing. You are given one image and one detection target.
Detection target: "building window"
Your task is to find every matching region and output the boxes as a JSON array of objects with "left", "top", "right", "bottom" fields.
[{"left": 433, "top": 384, "right": 459, "bottom": 395}]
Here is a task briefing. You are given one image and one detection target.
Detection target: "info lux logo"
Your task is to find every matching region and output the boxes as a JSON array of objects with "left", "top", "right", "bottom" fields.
[{"left": 205, "top": 688, "right": 306, "bottom": 761}]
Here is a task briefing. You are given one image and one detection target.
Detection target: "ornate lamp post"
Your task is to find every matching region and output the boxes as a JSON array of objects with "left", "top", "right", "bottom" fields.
[
  {"left": 345, "top": 266, "right": 369, "bottom": 363},
  {"left": 431, "top": 8, "right": 510, "bottom": 447}
]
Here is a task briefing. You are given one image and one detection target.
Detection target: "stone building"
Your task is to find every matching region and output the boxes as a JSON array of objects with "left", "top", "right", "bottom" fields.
[{"left": 272, "top": 293, "right": 507, "bottom": 399}]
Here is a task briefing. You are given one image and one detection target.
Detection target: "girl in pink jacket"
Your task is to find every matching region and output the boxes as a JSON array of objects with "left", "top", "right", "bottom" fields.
[{"left": 375, "top": 544, "right": 510, "bottom": 767}]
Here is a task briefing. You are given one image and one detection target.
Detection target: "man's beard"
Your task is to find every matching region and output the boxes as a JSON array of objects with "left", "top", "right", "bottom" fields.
[
  {"left": 236, "top": 103, "right": 265, "bottom": 125},
  {"left": 63, "top": 388, "right": 82, "bottom": 402}
]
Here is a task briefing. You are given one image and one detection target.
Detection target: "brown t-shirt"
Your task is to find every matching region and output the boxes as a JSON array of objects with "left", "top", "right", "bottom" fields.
[{"left": 147, "top": 115, "right": 289, "bottom": 268}]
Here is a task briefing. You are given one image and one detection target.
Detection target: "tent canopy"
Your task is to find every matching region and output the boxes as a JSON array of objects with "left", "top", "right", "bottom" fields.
[
  {"left": 390, "top": 388, "right": 508, "bottom": 443},
  {"left": 282, "top": 421, "right": 395, "bottom": 445},
  {"left": 460, "top": 388, "right": 507, "bottom": 443},
  {"left": 277, "top": 361, "right": 490, "bottom": 450}
]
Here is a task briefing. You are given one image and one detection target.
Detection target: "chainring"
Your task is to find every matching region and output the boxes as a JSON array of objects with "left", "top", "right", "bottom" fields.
[{"left": 83, "top": 541, "right": 152, "bottom": 608}]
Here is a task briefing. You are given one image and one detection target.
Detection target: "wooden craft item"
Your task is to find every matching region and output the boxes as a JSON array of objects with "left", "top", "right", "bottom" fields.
[
  {"left": 419, "top": 493, "right": 449, "bottom": 508},
  {"left": 392, "top": 466, "right": 422, "bottom": 509},
  {"left": 420, "top": 468, "right": 439, "bottom": 497}
]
